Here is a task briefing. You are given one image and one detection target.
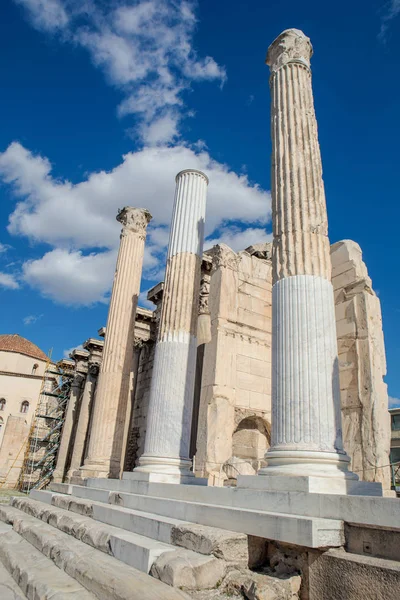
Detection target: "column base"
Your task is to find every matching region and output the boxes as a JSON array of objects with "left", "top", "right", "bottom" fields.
[
  {"left": 78, "top": 458, "right": 117, "bottom": 481},
  {"left": 133, "top": 455, "right": 207, "bottom": 486},
  {"left": 238, "top": 449, "right": 382, "bottom": 496}
]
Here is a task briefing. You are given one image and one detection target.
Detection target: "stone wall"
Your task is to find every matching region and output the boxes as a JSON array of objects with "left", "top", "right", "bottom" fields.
[
  {"left": 123, "top": 239, "right": 390, "bottom": 490},
  {"left": 194, "top": 243, "right": 272, "bottom": 485},
  {"left": 0, "top": 416, "right": 30, "bottom": 489},
  {"left": 331, "top": 240, "right": 391, "bottom": 491}
]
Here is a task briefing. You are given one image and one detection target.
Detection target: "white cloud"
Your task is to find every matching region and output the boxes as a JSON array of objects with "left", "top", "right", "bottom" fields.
[
  {"left": 14, "top": 0, "right": 226, "bottom": 144},
  {"left": 0, "top": 243, "right": 10, "bottom": 253},
  {"left": 389, "top": 396, "right": 400, "bottom": 409},
  {"left": 14, "top": 0, "right": 69, "bottom": 31},
  {"left": 205, "top": 226, "right": 272, "bottom": 252},
  {"left": 0, "top": 272, "right": 19, "bottom": 289},
  {"left": 0, "top": 141, "right": 270, "bottom": 305},
  {"left": 379, "top": 0, "right": 400, "bottom": 41},
  {"left": 22, "top": 248, "right": 117, "bottom": 306},
  {"left": 23, "top": 314, "right": 43, "bottom": 325},
  {"left": 63, "top": 343, "right": 83, "bottom": 359}
]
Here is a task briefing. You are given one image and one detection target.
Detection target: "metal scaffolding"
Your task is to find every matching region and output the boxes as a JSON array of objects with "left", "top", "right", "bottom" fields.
[{"left": 17, "top": 358, "right": 74, "bottom": 492}]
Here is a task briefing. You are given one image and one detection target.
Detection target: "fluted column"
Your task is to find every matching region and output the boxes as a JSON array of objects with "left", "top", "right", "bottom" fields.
[
  {"left": 66, "top": 339, "right": 103, "bottom": 482},
  {"left": 52, "top": 351, "right": 88, "bottom": 483},
  {"left": 258, "top": 29, "right": 357, "bottom": 484},
  {"left": 133, "top": 169, "right": 208, "bottom": 483},
  {"left": 80, "top": 207, "right": 152, "bottom": 479}
]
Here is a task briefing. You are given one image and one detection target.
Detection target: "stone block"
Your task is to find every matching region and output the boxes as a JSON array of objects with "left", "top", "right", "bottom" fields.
[
  {"left": 171, "top": 523, "right": 248, "bottom": 563},
  {"left": 309, "top": 548, "right": 400, "bottom": 600},
  {"left": 151, "top": 549, "right": 226, "bottom": 590},
  {"left": 223, "top": 568, "right": 301, "bottom": 600},
  {"left": 237, "top": 371, "right": 269, "bottom": 395}
]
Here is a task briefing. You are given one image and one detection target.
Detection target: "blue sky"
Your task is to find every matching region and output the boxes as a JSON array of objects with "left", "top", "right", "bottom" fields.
[{"left": 0, "top": 0, "right": 399, "bottom": 405}]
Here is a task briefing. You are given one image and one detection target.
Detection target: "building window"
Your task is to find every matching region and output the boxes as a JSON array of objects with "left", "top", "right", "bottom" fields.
[
  {"left": 20, "top": 401, "right": 29, "bottom": 414},
  {"left": 32, "top": 363, "right": 39, "bottom": 375},
  {"left": 392, "top": 414, "right": 400, "bottom": 431},
  {"left": 0, "top": 398, "right": 5, "bottom": 411}
]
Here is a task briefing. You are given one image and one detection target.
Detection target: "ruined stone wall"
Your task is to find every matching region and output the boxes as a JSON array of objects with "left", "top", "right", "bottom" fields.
[
  {"left": 331, "top": 240, "right": 391, "bottom": 491},
  {"left": 124, "top": 239, "right": 390, "bottom": 489},
  {"left": 195, "top": 244, "right": 272, "bottom": 485}
]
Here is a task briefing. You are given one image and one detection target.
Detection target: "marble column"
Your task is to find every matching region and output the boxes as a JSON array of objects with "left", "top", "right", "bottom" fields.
[
  {"left": 66, "top": 339, "right": 103, "bottom": 482},
  {"left": 133, "top": 169, "right": 208, "bottom": 483},
  {"left": 252, "top": 29, "right": 376, "bottom": 494},
  {"left": 80, "top": 207, "right": 152, "bottom": 479},
  {"left": 52, "top": 350, "right": 88, "bottom": 483}
]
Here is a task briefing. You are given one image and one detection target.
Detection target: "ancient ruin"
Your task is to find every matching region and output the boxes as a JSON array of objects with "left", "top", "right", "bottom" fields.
[{"left": 0, "top": 28, "right": 398, "bottom": 600}]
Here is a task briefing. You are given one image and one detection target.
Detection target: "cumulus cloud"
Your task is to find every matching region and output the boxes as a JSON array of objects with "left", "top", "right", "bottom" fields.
[
  {"left": 0, "top": 272, "right": 19, "bottom": 289},
  {"left": 5, "top": 2, "right": 271, "bottom": 307},
  {"left": 14, "top": 0, "right": 226, "bottom": 145},
  {"left": 205, "top": 226, "right": 272, "bottom": 252},
  {"left": 0, "top": 141, "right": 270, "bottom": 305},
  {"left": 389, "top": 396, "right": 400, "bottom": 409},
  {"left": 379, "top": 0, "right": 400, "bottom": 41}
]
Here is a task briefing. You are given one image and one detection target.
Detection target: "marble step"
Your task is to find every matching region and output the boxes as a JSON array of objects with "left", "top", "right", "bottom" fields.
[
  {"left": 0, "top": 505, "right": 191, "bottom": 600},
  {"left": 79, "top": 475, "right": 399, "bottom": 530},
  {"left": 9, "top": 496, "right": 176, "bottom": 574},
  {"left": 63, "top": 482, "right": 343, "bottom": 548},
  {"left": 31, "top": 489, "right": 248, "bottom": 562},
  {"left": 0, "top": 521, "right": 96, "bottom": 600},
  {"left": 0, "top": 548, "right": 27, "bottom": 600}
]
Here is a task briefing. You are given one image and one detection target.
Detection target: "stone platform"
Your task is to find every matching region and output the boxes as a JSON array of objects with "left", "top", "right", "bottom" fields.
[{"left": 0, "top": 477, "right": 399, "bottom": 599}]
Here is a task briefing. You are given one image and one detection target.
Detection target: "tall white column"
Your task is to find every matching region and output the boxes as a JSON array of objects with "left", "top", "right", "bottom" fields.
[
  {"left": 241, "top": 29, "right": 381, "bottom": 495},
  {"left": 132, "top": 169, "right": 208, "bottom": 484},
  {"left": 80, "top": 207, "right": 152, "bottom": 479}
]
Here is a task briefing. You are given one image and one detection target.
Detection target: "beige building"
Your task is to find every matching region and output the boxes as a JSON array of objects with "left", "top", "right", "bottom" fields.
[{"left": 0, "top": 334, "right": 50, "bottom": 488}]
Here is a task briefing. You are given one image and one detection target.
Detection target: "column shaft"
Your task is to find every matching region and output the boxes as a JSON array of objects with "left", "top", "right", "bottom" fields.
[
  {"left": 259, "top": 29, "right": 355, "bottom": 482},
  {"left": 52, "top": 354, "right": 88, "bottom": 483},
  {"left": 135, "top": 169, "right": 208, "bottom": 482},
  {"left": 80, "top": 207, "right": 151, "bottom": 479}
]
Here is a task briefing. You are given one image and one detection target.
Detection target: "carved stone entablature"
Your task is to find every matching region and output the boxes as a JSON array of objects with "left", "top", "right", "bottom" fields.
[
  {"left": 245, "top": 242, "right": 273, "bottom": 261},
  {"left": 117, "top": 207, "right": 152, "bottom": 240},
  {"left": 147, "top": 281, "right": 164, "bottom": 307},
  {"left": 70, "top": 349, "right": 90, "bottom": 374},
  {"left": 206, "top": 243, "right": 240, "bottom": 273},
  {"left": 266, "top": 28, "right": 312, "bottom": 73}
]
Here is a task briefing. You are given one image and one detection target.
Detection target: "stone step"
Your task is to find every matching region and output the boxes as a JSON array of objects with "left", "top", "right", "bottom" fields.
[
  {"left": 10, "top": 495, "right": 176, "bottom": 574},
  {"left": 0, "top": 521, "right": 96, "bottom": 600},
  {"left": 82, "top": 475, "right": 400, "bottom": 530},
  {"left": 0, "top": 549, "right": 27, "bottom": 600},
  {"left": 0, "top": 505, "right": 191, "bottom": 600},
  {"left": 66, "top": 482, "right": 343, "bottom": 548},
  {"left": 31, "top": 489, "right": 249, "bottom": 562}
]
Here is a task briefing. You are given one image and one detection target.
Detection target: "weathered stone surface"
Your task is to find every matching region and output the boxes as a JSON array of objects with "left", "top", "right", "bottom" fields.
[
  {"left": 331, "top": 240, "right": 391, "bottom": 491},
  {"left": 223, "top": 568, "right": 301, "bottom": 600},
  {"left": 81, "top": 207, "right": 152, "bottom": 480},
  {"left": 0, "top": 523, "right": 96, "bottom": 599},
  {"left": 172, "top": 523, "right": 248, "bottom": 563},
  {"left": 0, "top": 505, "right": 190, "bottom": 600},
  {"left": 151, "top": 549, "right": 226, "bottom": 590},
  {"left": 0, "top": 559, "right": 27, "bottom": 600},
  {"left": 309, "top": 548, "right": 400, "bottom": 600}
]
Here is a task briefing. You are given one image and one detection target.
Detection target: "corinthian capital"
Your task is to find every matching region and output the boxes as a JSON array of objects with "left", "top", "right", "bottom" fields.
[
  {"left": 266, "top": 29, "right": 313, "bottom": 73},
  {"left": 117, "top": 207, "right": 152, "bottom": 238}
]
